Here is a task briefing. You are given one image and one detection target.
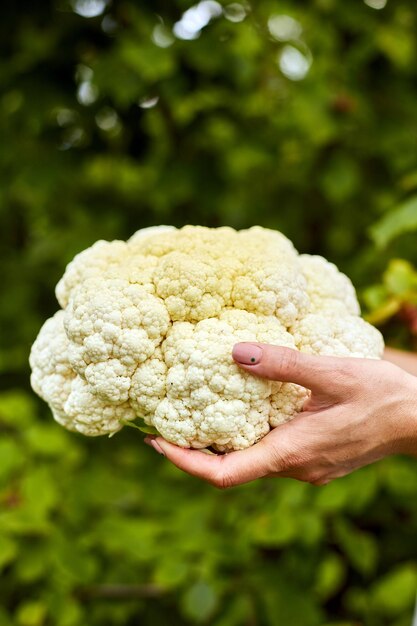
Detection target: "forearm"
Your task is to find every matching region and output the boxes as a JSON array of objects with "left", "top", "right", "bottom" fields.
[{"left": 383, "top": 347, "right": 417, "bottom": 377}]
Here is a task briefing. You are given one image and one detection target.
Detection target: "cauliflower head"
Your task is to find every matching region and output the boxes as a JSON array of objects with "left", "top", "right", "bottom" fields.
[{"left": 30, "top": 225, "right": 384, "bottom": 451}]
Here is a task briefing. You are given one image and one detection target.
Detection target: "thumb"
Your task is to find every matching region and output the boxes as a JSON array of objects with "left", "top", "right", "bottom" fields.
[
  {"left": 145, "top": 435, "right": 285, "bottom": 488},
  {"left": 232, "top": 343, "right": 354, "bottom": 398}
]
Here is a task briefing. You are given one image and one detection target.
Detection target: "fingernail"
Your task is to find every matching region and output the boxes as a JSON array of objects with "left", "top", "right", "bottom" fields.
[
  {"left": 151, "top": 439, "right": 165, "bottom": 456},
  {"left": 144, "top": 436, "right": 165, "bottom": 456},
  {"left": 232, "top": 343, "right": 263, "bottom": 365}
]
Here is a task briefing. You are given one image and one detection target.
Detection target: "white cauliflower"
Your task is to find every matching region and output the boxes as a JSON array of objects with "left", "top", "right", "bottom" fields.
[{"left": 29, "top": 225, "right": 384, "bottom": 451}]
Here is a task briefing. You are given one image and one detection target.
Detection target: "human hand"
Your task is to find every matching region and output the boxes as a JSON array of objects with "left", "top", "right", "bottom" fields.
[{"left": 145, "top": 344, "right": 417, "bottom": 488}]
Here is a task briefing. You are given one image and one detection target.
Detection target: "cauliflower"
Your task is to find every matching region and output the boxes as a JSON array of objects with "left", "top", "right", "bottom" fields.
[{"left": 30, "top": 225, "right": 384, "bottom": 451}]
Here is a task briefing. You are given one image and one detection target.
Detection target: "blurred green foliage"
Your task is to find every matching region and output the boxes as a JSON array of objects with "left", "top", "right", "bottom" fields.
[
  {"left": 364, "top": 259, "right": 417, "bottom": 345},
  {"left": 1, "top": 0, "right": 417, "bottom": 624},
  {"left": 1, "top": 389, "right": 417, "bottom": 626}
]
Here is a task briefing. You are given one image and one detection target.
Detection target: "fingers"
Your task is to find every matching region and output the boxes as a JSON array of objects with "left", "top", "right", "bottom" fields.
[
  {"left": 232, "top": 343, "right": 358, "bottom": 396},
  {"left": 145, "top": 436, "right": 285, "bottom": 489}
]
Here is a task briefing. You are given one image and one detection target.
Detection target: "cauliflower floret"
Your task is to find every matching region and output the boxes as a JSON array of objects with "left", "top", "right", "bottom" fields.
[
  {"left": 129, "top": 349, "right": 167, "bottom": 420},
  {"left": 64, "top": 376, "right": 136, "bottom": 436},
  {"left": 299, "top": 254, "right": 360, "bottom": 316},
  {"left": 64, "top": 278, "right": 170, "bottom": 403},
  {"left": 29, "top": 311, "right": 137, "bottom": 435},
  {"left": 55, "top": 240, "right": 127, "bottom": 309},
  {"left": 292, "top": 314, "right": 384, "bottom": 358},
  {"left": 56, "top": 225, "right": 176, "bottom": 308},
  {"left": 30, "top": 225, "right": 384, "bottom": 450},
  {"left": 269, "top": 383, "right": 310, "bottom": 427},
  {"left": 30, "top": 311, "right": 77, "bottom": 431}
]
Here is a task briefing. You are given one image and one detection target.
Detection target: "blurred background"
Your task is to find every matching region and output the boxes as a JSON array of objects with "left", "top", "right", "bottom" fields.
[{"left": 1, "top": 0, "right": 417, "bottom": 624}]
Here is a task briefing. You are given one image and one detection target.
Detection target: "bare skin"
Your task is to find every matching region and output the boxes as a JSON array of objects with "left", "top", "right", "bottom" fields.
[{"left": 145, "top": 344, "right": 417, "bottom": 488}]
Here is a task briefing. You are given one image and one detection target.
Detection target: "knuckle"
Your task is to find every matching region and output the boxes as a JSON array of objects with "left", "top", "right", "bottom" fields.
[
  {"left": 279, "top": 447, "right": 310, "bottom": 473},
  {"left": 270, "top": 347, "right": 298, "bottom": 380},
  {"left": 211, "top": 466, "right": 234, "bottom": 490},
  {"left": 311, "top": 477, "right": 331, "bottom": 487},
  {"left": 261, "top": 441, "right": 289, "bottom": 475},
  {"left": 330, "top": 360, "right": 365, "bottom": 397},
  {"left": 334, "top": 360, "right": 360, "bottom": 385},
  {"left": 300, "top": 470, "right": 323, "bottom": 485},
  {"left": 298, "top": 468, "right": 330, "bottom": 487},
  {"left": 375, "top": 360, "right": 406, "bottom": 388},
  {"left": 211, "top": 475, "right": 231, "bottom": 490}
]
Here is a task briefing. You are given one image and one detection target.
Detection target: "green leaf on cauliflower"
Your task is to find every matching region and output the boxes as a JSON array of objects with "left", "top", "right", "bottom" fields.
[{"left": 119, "top": 419, "right": 160, "bottom": 436}]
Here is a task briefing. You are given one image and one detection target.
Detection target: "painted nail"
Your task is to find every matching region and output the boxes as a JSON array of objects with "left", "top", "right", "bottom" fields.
[
  {"left": 151, "top": 439, "right": 165, "bottom": 456},
  {"left": 232, "top": 343, "right": 263, "bottom": 365}
]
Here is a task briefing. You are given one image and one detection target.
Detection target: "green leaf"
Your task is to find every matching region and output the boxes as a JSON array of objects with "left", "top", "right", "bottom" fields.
[
  {"left": 0, "top": 535, "right": 17, "bottom": 571},
  {"left": 20, "top": 466, "right": 58, "bottom": 518},
  {"left": 315, "top": 479, "right": 352, "bottom": 513},
  {"left": 0, "top": 509, "right": 52, "bottom": 536},
  {"left": 16, "top": 602, "right": 47, "bottom": 626},
  {"left": 361, "top": 284, "right": 388, "bottom": 310},
  {"left": 119, "top": 419, "right": 160, "bottom": 436},
  {"left": 365, "top": 298, "right": 401, "bottom": 325},
  {"left": 153, "top": 557, "right": 189, "bottom": 588},
  {"left": 377, "top": 27, "right": 415, "bottom": 68},
  {"left": 94, "top": 517, "right": 161, "bottom": 562},
  {"left": 24, "top": 424, "right": 71, "bottom": 457},
  {"left": 51, "top": 533, "right": 98, "bottom": 585},
  {"left": 364, "top": 259, "right": 417, "bottom": 324},
  {"left": 320, "top": 155, "right": 360, "bottom": 203},
  {"left": 381, "top": 457, "right": 417, "bottom": 498},
  {"left": 314, "top": 554, "right": 346, "bottom": 601},
  {"left": 211, "top": 595, "right": 255, "bottom": 626},
  {"left": 249, "top": 510, "right": 297, "bottom": 547},
  {"left": 0, "top": 439, "right": 25, "bottom": 483},
  {"left": 199, "top": 448, "right": 217, "bottom": 455},
  {"left": 334, "top": 519, "right": 378, "bottom": 576},
  {"left": 343, "top": 466, "right": 379, "bottom": 513},
  {"left": 296, "top": 510, "right": 324, "bottom": 547},
  {"left": 370, "top": 196, "right": 417, "bottom": 248},
  {"left": 383, "top": 259, "right": 417, "bottom": 295},
  {"left": 0, "top": 609, "right": 12, "bottom": 626},
  {"left": 0, "top": 390, "right": 36, "bottom": 428},
  {"left": 54, "top": 603, "right": 84, "bottom": 626},
  {"left": 16, "top": 543, "right": 51, "bottom": 583},
  {"left": 261, "top": 579, "right": 323, "bottom": 626},
  {"left": 371, "top": 563, "right": 417, "bottom": 616},
  {"left": 119, "top": 38, "right": 175, "bottom": 82},
  {"left": 182, "top": 581, "right": 219, "bottom": 623}
]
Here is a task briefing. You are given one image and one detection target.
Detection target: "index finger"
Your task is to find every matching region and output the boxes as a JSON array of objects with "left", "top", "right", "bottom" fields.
[{"left": 232, "top": 344, "right": 357, "bottom": 396}]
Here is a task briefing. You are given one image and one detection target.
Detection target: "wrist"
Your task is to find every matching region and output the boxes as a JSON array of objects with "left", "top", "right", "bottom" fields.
[{"left": 390, "top": 374, "right": 417, "bottom": 457}]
